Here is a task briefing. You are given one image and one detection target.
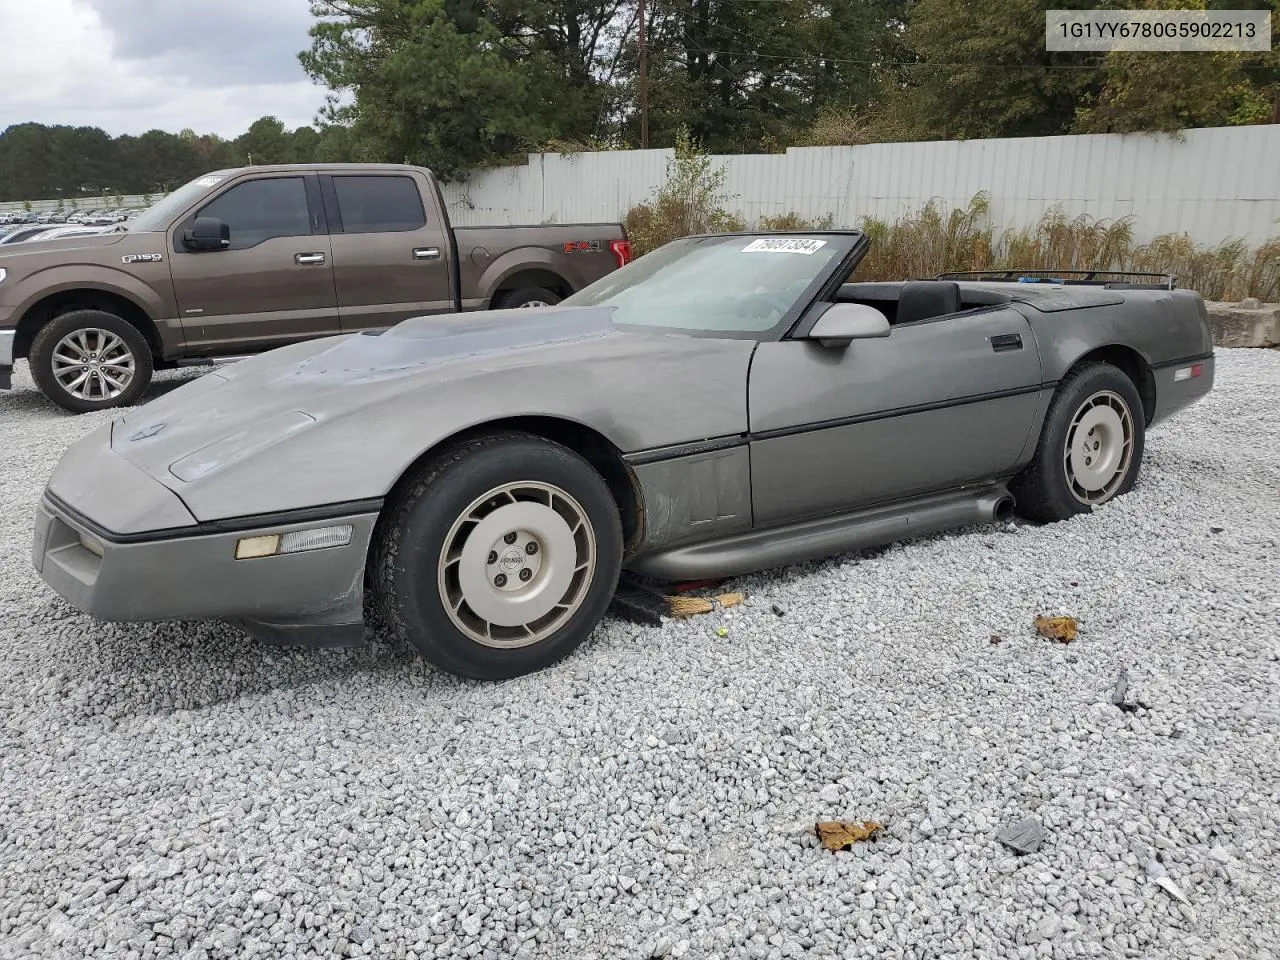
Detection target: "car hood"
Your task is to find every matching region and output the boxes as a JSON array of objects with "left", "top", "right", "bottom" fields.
[
  {"left": 107, "top": 305, "right": 755, "bottom": 522},
  {"left": 0, "top": 230, "right": 127, "bottom": 261}
]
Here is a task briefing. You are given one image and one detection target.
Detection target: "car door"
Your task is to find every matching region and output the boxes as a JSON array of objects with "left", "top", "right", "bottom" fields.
[
  {"left": 320, "top": 172, "right": 456, "bottom": 333},
  {"left": 748, "top": 303, "right": 1043, "bottom": 527},
  {"left": 168, "top": 174, "right": 338, "bottom": 355}
]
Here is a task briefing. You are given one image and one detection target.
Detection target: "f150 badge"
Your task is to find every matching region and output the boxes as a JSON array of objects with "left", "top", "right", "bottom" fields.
[{"left": 122, "top": 253, "right": 164, "bottom": 264}]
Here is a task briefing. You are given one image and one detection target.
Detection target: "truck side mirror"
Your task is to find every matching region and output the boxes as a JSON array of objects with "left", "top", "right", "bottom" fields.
[{"left": 182, "top": 216, "right": 230, "bottom": 251}]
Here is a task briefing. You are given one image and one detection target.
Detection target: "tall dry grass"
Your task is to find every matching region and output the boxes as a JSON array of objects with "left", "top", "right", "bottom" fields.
[
  {"left": 857, "top": 193, "right": 997, "bottom": 281},
  {"left": 856, "top": 199, "right": 1279, "bottom": 301},
  {"left": 624, "top": 158, "right": 1280, "bottom": 301}
]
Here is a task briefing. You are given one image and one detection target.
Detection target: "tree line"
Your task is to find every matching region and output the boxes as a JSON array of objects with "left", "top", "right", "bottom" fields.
[
  {"left": 2, "top": 0, "right": 1276, "bottom": 202},
  {"left": 0, "top": 119, "right": 351, "bottom": 203}
]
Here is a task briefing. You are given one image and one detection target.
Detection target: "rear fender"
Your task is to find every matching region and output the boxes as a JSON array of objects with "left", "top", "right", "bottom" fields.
[{"left": 478, "top": 247, "right": 581, "bottom": 303}]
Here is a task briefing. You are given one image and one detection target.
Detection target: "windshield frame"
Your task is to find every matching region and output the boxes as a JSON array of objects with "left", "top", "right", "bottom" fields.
[
  {"left": 126, "top": 170, "right": 238, "bottom": 234},
  {"left": 561, "top": 230, "right": 868, "bottom": 342}
]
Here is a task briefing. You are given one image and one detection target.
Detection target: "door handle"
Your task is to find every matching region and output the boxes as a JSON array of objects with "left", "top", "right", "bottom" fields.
[
  {"left": 413, "top": 247, "right": 441, "bottom": 261},
  {"left": 295, "top": 252, "right": 326, "bottom": 265},
  {"left": 990, "top": 333, "right": 1023, "bottom": 352}
]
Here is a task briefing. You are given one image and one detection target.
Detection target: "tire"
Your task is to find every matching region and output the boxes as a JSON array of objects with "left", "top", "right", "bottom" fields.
[
  {"left": 374, "top": 431, "right": 623, "bottom": 680},
  {"left": 1011, "top": 362, "right": 1146, "bottom": 523},
  {"left": 29, "top": 309, "right": 153, "bottom": 414},
  {"left": 499, "top": 286, "right": 562, "bottom": 309}
]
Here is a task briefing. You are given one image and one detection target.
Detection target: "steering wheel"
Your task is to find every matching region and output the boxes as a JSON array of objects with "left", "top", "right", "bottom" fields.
[{"left": 737, "top": 291, "right": 791, "bottom": 322}]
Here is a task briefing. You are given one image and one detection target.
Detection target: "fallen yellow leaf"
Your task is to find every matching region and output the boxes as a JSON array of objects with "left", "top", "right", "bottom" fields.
[
  {"left": 1034, "top": 615, "right": 1078, "bottom": 643},
  {"left": 815, "top": 820, "right": 884, "bottom": 852}
]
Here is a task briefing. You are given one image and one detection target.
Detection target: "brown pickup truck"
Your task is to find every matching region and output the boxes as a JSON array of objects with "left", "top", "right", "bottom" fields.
[{"left": 0, "top": 163, "right": 630, "bottom": 412}]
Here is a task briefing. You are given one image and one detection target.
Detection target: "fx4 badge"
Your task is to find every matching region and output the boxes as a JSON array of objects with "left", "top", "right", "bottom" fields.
[
  {"left": 562, "top": 240, "right": 603, "bottom": 254},
  {"left": 122, "top": 253, "right": 164, "bottom": 264}
]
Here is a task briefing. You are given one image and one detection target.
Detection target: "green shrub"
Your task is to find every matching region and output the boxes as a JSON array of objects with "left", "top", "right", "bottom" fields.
[{"left": 623, "top": 130, "right": 745, "bottom": 256}]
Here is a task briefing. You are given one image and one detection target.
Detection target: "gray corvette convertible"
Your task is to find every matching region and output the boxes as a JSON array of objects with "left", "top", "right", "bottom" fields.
[{"left": 32, "top": 231, "right": 1215, "bottom": 678}]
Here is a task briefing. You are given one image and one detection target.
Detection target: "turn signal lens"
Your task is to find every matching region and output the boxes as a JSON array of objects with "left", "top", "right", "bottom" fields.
[
  {"left": 235, "top": 525, "right": 353, "bottom": 560},
  {"left": 279, "top": 525, "right": 353, "bottom": 554},
  {"left": 235, "top": 535, "right": 280, "bottom": 560},
  {"left": 1173, "top": 364, "right": 1204, "bottom": 382}
]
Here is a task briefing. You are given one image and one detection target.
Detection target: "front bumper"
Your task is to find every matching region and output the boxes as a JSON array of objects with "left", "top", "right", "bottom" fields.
[{"left": 33, "top": 491, "right": 381, "bottom": 645}]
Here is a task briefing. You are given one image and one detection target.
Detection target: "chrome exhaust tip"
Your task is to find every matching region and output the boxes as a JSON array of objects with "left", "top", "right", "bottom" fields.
[
  {"left": 992, "top": 494, "right": 1016, "bottom": 523},
  {"left": 976, "top": 491, "right": 1017, "bottom": 524}
]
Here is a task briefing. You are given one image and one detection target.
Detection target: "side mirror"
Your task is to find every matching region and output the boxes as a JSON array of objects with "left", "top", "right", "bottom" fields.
[
  {"left": 182, "top": 216, "right": 230, "bottom": 251},
  {"left": 804, "top": 302, "right": 891, "bottom": 348}
]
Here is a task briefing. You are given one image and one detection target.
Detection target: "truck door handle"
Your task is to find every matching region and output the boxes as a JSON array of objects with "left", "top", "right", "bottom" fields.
[
  {"left": 295, "top": 252, "right": 326, "bottom": 265},
  {"left": 413, "top": 247, "right": 441, "bottom": 261},
  {"left": 990, "top": 333, "right": 1023, "bottom": 352}
]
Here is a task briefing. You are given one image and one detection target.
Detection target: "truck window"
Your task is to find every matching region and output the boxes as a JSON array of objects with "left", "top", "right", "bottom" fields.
[
  {"left": 332, "top": 176, "right": 427, "bottom": 234},
  {"left": 197, "top": 177, "right": 312, "bottom": 250}
]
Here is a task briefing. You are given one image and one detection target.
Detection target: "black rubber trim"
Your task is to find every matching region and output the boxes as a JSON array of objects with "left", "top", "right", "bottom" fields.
[
  {"left": 1149, "top": 351, "right": 1214, "bottom": 370},
  {"left": 43, "top": 491, "right": 383, "bottom": 545},
  {"left": 624, "top": 434, "right": 747, "bottom": 466},
  {"left": 624, "top": 383, "right": 1056, "bottom": 462},
  {"left": 0, "top": 366, "right": 10, "bottom": 390},
  {"left": 751, "top": 384, "right": 1050, "bottom": 442},
  {"left": 453, "top": 222, "right": 627, "bottom": 231}
]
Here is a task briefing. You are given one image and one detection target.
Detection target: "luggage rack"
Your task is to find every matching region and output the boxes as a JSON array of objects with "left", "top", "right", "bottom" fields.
[{"left": 936, "top": 269, "right": 1177, "bottom": 291}]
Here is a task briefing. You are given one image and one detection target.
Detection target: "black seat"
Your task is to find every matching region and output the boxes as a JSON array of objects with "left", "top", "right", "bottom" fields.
[{"left": 895, "top": 280, "right": 962, "bottom": 324}]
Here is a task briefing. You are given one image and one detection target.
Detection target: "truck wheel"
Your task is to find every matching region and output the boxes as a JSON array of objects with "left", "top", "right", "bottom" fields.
[
  {"left": 29, "top": 310, "right": 153, "bottom": 414},
  {"left": 374, "top": 431, "right": 623, "bottom": 680},
  {"left": 500, "top": 287, "right": 562, "bottom": 309},
  {"left": 1011, "top": 362, "right": 1146, "bottom": 523}
]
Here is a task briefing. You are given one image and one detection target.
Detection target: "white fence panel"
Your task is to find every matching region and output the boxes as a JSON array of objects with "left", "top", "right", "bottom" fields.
[{"left": 440, "top": 125, "right": 1280, "bottom": 245}]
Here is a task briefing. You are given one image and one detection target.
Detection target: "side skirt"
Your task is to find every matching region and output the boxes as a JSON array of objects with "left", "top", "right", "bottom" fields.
[
  {"left": 230, "top": 617, "right": 370, "bottom": 649},
  {"left": 625, "top": 482, "right": 1015, "bottom": 581}
]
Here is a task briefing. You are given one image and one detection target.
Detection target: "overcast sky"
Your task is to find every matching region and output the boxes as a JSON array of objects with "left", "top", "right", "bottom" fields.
[{"left": 0, "top": 0, "right": 329, "bottom": 138}]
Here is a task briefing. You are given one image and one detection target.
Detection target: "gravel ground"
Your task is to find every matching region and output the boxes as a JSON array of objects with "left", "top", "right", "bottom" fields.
[{"left": 1, "top": 350, "right": 1278, "bottom": 960}]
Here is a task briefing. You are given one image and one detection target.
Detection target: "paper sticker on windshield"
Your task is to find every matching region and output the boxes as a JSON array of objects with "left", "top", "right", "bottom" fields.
[
  {"left": 741, "top": 237, "right": 827, "bottom": 255},
  {"left": 194, "top": 176, "right": 226, "bottom": 187}
]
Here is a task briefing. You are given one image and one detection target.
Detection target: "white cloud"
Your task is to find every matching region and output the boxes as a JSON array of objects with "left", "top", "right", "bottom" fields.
[{"left": 0, "top": 0, "right": 328, "bottom": 137}]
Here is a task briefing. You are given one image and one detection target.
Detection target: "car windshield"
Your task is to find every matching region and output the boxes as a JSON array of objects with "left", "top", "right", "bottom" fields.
[
  {"left": 560, "top": 233, "right": 855, "bottom": 336},
  {"left": 128, "top": 171, "right": 236, "bottom": 233}
]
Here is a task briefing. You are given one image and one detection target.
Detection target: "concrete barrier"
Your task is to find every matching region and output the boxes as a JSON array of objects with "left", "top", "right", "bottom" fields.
[{"left": 1204, "top": 299, "right": 1280, "bottom": 348}]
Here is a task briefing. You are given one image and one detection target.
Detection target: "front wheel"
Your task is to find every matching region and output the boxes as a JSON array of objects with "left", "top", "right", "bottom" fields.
[
  {"left": 374, "top": 431, "right": 623, "bottom": 680},
  {"left": 1011, "top": 362, "right": 1146, "bottom": 522},
  {"left": 28, "top": 310, "right": 153, "bottom": 413}
]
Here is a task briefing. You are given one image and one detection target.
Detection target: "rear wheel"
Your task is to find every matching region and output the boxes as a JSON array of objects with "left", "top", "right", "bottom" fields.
[
  {"left": 500, "top": 287, "right": 562, "bottom": 309},
  {"left": 1011, "top": 362, "right": 1146, "bottom": 522},
  {"left": 374, "top": 431, "right": 623, "bottom": 680},
  {"left": 28, "top": 310, "right": 153, "bottom": 413}
]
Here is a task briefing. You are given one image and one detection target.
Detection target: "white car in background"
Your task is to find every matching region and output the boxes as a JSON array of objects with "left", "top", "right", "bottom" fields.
[{"left": 0, "top": 224, "right": 112, "bottom": 245}]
